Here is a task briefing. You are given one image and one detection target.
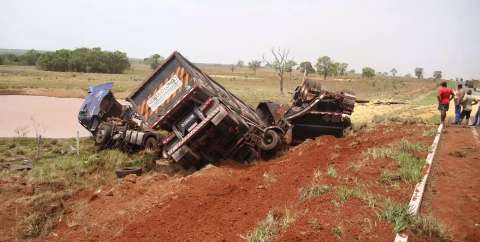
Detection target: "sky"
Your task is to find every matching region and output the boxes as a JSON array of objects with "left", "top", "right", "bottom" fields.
[{"left": 1, "top": 0, "right": 479, "bottom": 79}]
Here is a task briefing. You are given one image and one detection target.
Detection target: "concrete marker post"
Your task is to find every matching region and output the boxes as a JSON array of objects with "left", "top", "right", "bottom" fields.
[{"left": 394, "top": 123, "right": 443, "bottom": 242}]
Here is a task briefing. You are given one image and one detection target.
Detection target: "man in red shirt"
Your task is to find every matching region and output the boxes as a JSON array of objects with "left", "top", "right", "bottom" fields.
[{"left": 437, "top": 81, "right": 455, "bottom": 125}]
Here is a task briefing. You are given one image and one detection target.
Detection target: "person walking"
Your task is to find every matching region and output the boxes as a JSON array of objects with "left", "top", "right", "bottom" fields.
[
  {"left": 459, "top": 90, "right": 478, "bottom": 126},
  {"left": 437, "top": 81, "right": 455, "bottom": 126},
  {"left": 470, "top": 97, "right": 480, "bottom": 126},
  {"left": 453, "top": 84, "right": 465, "bottom": 124}
]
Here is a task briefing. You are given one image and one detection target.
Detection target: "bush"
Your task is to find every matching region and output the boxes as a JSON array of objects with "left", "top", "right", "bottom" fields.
[{"left": 36, "top": 48, "right": 130, "bottom": 74}]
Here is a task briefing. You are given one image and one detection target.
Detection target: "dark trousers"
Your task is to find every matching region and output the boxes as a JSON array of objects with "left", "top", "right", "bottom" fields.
[{"left": 454, "top": 104, "right": 462, "bottom": 124}]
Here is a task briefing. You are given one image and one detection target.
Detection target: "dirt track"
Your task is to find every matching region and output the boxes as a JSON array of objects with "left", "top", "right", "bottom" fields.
[
  {"left": 45, "top": 123, "right": 433, "bottom": 242},
  {"left": 421, "top": 126, "right": 480, "bottom": 241}
]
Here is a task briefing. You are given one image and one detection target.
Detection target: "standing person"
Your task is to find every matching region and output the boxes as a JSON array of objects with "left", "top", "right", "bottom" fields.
[
  {"left": 469, "top": 95, "right": 480, "bottom": 126},
  {"left": 453, "top": 84, "right": 465, "bottom": 124},
  {"left": 459, "top": 90, "right": 478, "bottom": 125},
  {"left": 437, "top": 81, "right": 455, "bottom": 126}
]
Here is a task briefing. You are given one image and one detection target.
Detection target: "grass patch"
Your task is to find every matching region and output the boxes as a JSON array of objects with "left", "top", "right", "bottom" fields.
[
  {"left": 422, "top": 126, "right": 437, "bottom": 137},
  {"left": 242, "top": 208, "right": 296, "bottom": 242},
  {"left": 336, "top": 186, "right": 355, "bottom": 203},
  {"left": 380, "top": 199, "right": 452, "bottom": 240},
  {"left": 331, "top": 225, "right": 343, "bottom": 239},
  {"left": 335, "top": 186, "right": 378, "bottom": 208},
  {"left": 366, "top": 139, "right": 427, "bottom": 184},
  {"left": 381, "top": 199, "right": 412, "bottom": 233},
  {"left": 299, "top": 184, "right": 330, "bottom": 200},
  {"left": 326, "top": 166, "right": 337, "bottom": 178}
]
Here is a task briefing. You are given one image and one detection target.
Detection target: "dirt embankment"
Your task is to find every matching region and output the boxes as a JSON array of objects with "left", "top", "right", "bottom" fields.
[
  {"left": 41, "top": 123, "right": 432, "bottom": 242},
  {"left": 421, "top": 126, "right": 480, "bottom": 241}
]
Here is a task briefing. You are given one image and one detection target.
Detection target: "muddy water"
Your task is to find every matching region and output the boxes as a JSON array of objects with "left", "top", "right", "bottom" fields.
[{"left": 0, "top": 95, "right": 91, "bottom": 138}]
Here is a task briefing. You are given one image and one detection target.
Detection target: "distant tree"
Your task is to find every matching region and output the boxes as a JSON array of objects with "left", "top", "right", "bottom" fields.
[
  {"left": 338, "top": 63, "right": 348, "bottom": 76},
  {"left": 248, "top": 60, "right": 261, "bottom": 74},
  {"left": 433, "top": 71, "right": 442, "bottom": 80},
  {"left": 0, "top": 54, "right": 20, "bottom": 64},
  {"left": 20, "top": 49, "right": 41, "bottom": 65},
  {"left": 405, "top": 73, "right": 412, "bottom": 78},
  {"left": 315, "top": 56, "right": 335, "bottom": 80},
  {"left": 298, "top": 61, "right": 315, "bottom": 75},
  {"left": 348, "top": 69, "right": 356, "bottom": 75},
  {"left": 283, "top": 60, "right": 296, "bottom": 79},
  {"left": 36, "top": 48, "right": 130, "bottom": 73},
  {"left": 0, "top": 55, "right": 3, "bottom": 65},
  {"left": 285, "top": 60, "right": 297, "bottom": 77},
  {"left": 362, "top": 67, "right": 375, "bottom": 78},
  {"left": 236, "top": 60, "right": 244, "bottom": 67},
  {"left": 145, "top": 54, "right": 164, "bottom": 70},
  {"left": 390, "top": 68, "right": 397, "bottom": 77},
  {"left": 331, "top": 62, "right": 340, "bottom": 76},
  {"left": 263, "top": 48, "right": 290, "bottom": 93},
  {"left": 231, "top": 64, "right": 235, "bottom": 73},
  {"left": 414, "top": 67, "right": 424, "bottom": 79}
]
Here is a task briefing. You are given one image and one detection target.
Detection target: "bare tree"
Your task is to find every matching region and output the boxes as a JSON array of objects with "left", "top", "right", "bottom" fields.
[{"left": 263, "top": 48, "right": 290, "bottom": 93}]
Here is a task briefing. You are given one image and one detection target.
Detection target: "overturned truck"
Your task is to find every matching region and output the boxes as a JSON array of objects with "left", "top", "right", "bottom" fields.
[
  {"left": 78, "top": 51, "right": 356, "bottom": 167},
  {"left": 128, "top": 52, "right": 284, "bottom": 166}
]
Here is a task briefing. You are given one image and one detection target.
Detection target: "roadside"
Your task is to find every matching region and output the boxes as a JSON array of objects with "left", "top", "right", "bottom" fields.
[
  {"left": 46, "top": 122, "right": 438, "bottom": 241},
  {"left": 420, "top": 126, "right": 480, "bottom": 241}
]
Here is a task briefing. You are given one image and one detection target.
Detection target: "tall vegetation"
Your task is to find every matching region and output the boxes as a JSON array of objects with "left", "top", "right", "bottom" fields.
[
  {"left": 248, "top": 60, "right": 261, "bottom": 74},
  {"left": 315, "top": 56, "right": 349, "bottom": 79},
  {"left": 0, "top": 50, "right": 41, "bottom": 65},
  {"left": 414, "top": 67, "right": 424, "bottom": 79},
  {"left": 264, "top": 48, "right": 292, "bottom": 93},
  {"left": 433, "top": 71, "right": 442, "bottom": 80},
  {"left": 390, "top": 68, "right": 398, "bottom": 77},
  {"left": 35, "top": 48, "right": 130, "bottom": 73},
  {"left": 298, "top": 61, "right": 315, "bottom": 75},
  {"left": 144, "top": 54, "right": 164, "bottom": 70},
  {"left": 362, "top": 67, "right": 376, "bottom": 78}
]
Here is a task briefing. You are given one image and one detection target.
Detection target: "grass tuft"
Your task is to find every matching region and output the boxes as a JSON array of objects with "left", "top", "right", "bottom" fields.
[
  {"left": 299, "top": 184, "right": 330, "bottom": 200},
  {"left": 381, "top": 199, "right": 412, "bottom": 233},
  {"left": 366, "top": 139, "right": 427, "bottom": 184},
  {"left": 243, "top": 208, "right": 296, "bottom": 242},
  {"left": 326, "top": 166, "right": 337, "bottom": 178},
  {"left": 331, "top": 225, "right": 343, "bottom": 239}
]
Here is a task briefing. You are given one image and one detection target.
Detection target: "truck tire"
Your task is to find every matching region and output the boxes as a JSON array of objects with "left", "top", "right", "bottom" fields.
[
  {"left": 95, "top": 124, "right": 112, "bottom": 145},
  {"left": 144, "top": 136, "right": 158, "bottom": 154},
  {"left": 259, "top": 129, "right": 280, "bottom": 151},
  {"left": 115, "top": 167, "right": 143, "bottom": 178}
]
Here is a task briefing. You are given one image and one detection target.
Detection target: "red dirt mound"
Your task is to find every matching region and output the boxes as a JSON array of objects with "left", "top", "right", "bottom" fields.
[{"left": 47, "top": 123, "right": 432, "bottom": 241}]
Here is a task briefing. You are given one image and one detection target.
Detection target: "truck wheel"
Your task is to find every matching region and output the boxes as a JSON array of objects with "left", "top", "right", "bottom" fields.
[
  {"left": 115, "top": 167, "right": 143, "bottom": 178},
  {"left": 95, "top": 124, "right": 112, "bottom": 145},
  {"left": 259, "top": 129, "right": 280, "bottom": 151},
  {"left": 144, "top": 136, "right": 158, "bottom": 154}
]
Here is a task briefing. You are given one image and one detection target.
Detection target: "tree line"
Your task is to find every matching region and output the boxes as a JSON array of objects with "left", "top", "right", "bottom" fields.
[
  {"left": 237, "top": 56, "right": 442, "bottom": 80},
  {"left": 0, "top": 48, "right": 130, "bottom": 74}
]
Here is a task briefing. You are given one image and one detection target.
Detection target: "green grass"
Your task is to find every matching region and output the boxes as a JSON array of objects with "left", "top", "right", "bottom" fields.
[
  {"left": 299, "top": 184, "right": 331, "bottom": 200},
  {"left": 381, "top": 199, "right": 413, "bottom": 233},
  {"left": 380, "top": 199, "right": 452, "bottom": 240},
  {"left": 243, "top": 209, "right": 296, "bottom": 242},
  {"left": 331, "top": 225, "right": 343, "bottom": 239},
  {"left": 0, "top": 137, "right": 157, "bottom": 239},
  {"left": 326, "top": 166, "right": 337, "bottom": 178},
  {"left": 366, "top": 139, "right": 427, "bottom": 184}
]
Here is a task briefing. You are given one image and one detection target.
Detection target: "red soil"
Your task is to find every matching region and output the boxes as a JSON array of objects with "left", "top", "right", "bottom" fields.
[
  {"left": 46, "top": 123, "right": 432, "bottom": 242},
  {"left": 421, "top": 126, "right": 480, "bottom": 241}
]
